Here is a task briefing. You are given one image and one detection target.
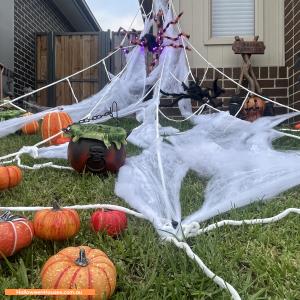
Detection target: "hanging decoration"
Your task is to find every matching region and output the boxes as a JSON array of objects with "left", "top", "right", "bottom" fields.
[
  {"left": 160, "top": 78, "right": 225, "bottom": 107},
  {"left": 124, "top": 11, "right": 190, "bottom": 70}
]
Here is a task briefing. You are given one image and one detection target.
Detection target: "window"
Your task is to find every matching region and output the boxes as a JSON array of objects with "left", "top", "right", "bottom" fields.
[
  {"left": 204, "top": 0, "right": 264, "bottom": 45},
  {"left": 212, "top": 0, "right": 254, "bottom": 38}
]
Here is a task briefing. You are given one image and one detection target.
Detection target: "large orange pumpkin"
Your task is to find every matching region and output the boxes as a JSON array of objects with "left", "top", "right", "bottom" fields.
[
  {"left": 242, "top": 96, "right": 266, "bottom": 122},
  {"left": 41, "top": 246, "right": 117, "bottom": 299},
  {"left": 0, "top": 211, "right": 34, "bottom": 258},
  {"left": 0, "top": 166, "right": 22, "bottom": 190},
  {"left": 33, "top": 201, "right": 80, "bottom": 241},
  {"left": 91, "top": 210, "right": 127, "bottom": 237},
  {"left": 41, "top": 111, "right": 73, "bottom": 145},
  {"left": 21, "top": 112, "right": 39, "bottom": 135}
]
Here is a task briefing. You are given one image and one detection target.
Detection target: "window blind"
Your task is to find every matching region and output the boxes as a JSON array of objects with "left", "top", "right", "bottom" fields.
[{"left": 212, "top": 0, "right": 255, "bottom": 37}]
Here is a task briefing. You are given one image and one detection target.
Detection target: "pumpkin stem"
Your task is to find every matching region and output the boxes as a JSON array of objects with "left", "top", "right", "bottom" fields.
[
  {"left": 0, "top": 211, "right": 25, "bottom": 222},
  {"left": 52, "top": 200, "right": 61, "bottom": 211},
  {"left": 75, "top": 248, "right": 89, "bottom": 267}
]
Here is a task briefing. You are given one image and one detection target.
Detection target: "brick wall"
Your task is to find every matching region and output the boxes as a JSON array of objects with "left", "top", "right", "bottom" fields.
[
  {"left": 285, "top": 0, "right": 300, "bottom": 111},
  {"left": 14, "top": 0, "right": 74, "bottom": 97}
]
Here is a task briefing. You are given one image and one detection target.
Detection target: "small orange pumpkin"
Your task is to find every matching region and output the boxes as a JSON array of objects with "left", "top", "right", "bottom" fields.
[
  {"left": 294, "top": 123, "right": 300, "bottom": 129},
  {"left": 41, "top": 111, "right": 73, "bottom": 145},
  {"left": 242, "top": 96, "right": 265, "bottom": 122},
  {"left": 0, "top": 166, "right": 22, "bottom": 190},
  {"left": 0, "top": 211, "right": 34, "bottom": 258},
  {"left": 41, "top": 246, "right": 117, "bottom": 299},
  {"left": 33, "top": 201, "right": 80, "bottom": 241},
  {"left": 21, "top": 112, "right": 39, "bottom": 135},
  {"left": 91, "top": 210, "right": 127, "bottom": 237}
]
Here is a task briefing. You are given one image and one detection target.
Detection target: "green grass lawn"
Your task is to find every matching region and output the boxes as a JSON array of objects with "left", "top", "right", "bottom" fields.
[{"left": 0, "top": 119, "right": 300, "bottom": 299}]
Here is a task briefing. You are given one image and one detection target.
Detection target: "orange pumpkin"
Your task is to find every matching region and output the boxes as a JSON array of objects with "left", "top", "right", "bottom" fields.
[
  {"left": 41, "top": 246, "right": 117, "bottom": 299},
  {"left": 91, "top": 210, "right": 127, "bottom": 237},
  {"left": 0, "top": 211, "right": 34, "bottom": 258},
  {"left": 41, "top": 111, "right": 73, "bottom": 145},
  {"left": 21, "top": 112, "right": 39, "bottom": 135},
  {"left": 294, "top": 123, "right": 300, "bottom": 129},
  {"left": 242, "top": 96, "right": 266, "bottom": 122},
  {"left": 33, "top": 201, "right": 80, "bottom": 241},
  {"left": 0, "top": 166, "right": 22, "bottom": 190},
  {"left": 55, "top": 137, "right": 71, "bottom": 145}
]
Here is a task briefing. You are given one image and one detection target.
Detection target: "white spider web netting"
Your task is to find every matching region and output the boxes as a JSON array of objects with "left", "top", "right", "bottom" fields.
[{"left": 1, "top": 0, "right": 300, "bottom": 242}]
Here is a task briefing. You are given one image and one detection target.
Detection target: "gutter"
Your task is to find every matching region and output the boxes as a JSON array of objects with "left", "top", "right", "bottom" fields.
[{"left": 74, "top": 0, "right": 102, "bottom": 31}]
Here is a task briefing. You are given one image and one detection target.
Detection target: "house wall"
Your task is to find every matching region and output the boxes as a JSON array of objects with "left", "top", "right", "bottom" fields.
[
  {"left": 14, "top": 0, "right": 74, "bottom": 97},
  {"left": 0, "top": 0, "right": 14, "bottom": 97},
  {"left": 174, "top": 0, "right": 284, "bottom": 68},
  {"left": 0, "top": 0, "right": 14, "bottom": 70},
  {"left": 168, "top": 0, "right": 289, "bottom": 114},
  {"left": 285, "top": 0, "right": 300, "bottom": 111}
]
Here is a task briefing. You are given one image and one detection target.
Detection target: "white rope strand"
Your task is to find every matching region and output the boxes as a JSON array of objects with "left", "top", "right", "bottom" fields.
[
  {"left": 120, "top": 0, "right": 146, "bottom": 46},
  {"left": 185, "top": 38, "right": 300, "bottom": 113},
  {"left": 278, "top": 131, "right": 300, "bottom": 141},
  {"left": 159, "top": 104, "right": 206, "bottom": 122},
  {"left": 205, "top": 103, "right": 222, "bottom": 112},
  {"left": 234, "top": 92, "right": 250, "bottom": 117},
  {"left": 0, "top": 48, "right": 122, "bottom": 108},
  {"left": 0, "top": 159, "right": 17, "bottom": 165},
  {"left": 155, "top": 55, "right": 175, "bottom": 221},
  {"left": 170, "top": 72, "right": 182, "bottom": 84},
  {"left": 1, "top": 98, "right": 27, "bottom": 112},
  {"left": 165, "top": 237, "right": 241, "bottom": 300},
  {"left": 0, "top": 204, "right": 146, "bottom": 219},
  {"left": 102, "top": 61, "right": 112, "bottom": 82},
  {"left": 200, "top": 66, "right": 209, "bottom": 86},
  {"left": 169, "top": 1, "right": 196, "bottom": 83},
  {"left": 66, "top": 78, "right": 79, "bottom": 103},
  {"left": 279, "top": 128, "right": 300, "bottom": 132},
  {"left": 16, "top": 156, "right": 74, "bottom": 171},
  {"left": 183, "top": 208, "right": 300, "bottom": 238}
]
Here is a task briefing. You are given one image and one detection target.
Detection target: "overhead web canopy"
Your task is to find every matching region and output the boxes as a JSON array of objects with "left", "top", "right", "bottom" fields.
[{"left": 1, "top": 1, "right": 300, "bottom": 298}]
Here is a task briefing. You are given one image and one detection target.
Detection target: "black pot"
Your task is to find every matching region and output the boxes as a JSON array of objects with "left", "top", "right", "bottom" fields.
[{"left": 68, "top": 138, "right": 126, "bottom": 174}]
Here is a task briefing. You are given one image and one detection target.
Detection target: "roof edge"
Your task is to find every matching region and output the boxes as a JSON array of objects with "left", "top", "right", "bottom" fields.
[{"left": 75, "top": 0, "right": 102, "bottom": 31}]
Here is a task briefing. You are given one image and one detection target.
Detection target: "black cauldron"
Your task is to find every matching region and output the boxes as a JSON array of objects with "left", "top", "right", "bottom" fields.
[{"left": 68, "top": 138, "right": 126, "bottom": 174}]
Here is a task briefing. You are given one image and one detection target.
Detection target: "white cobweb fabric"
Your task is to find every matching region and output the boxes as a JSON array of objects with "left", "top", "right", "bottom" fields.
[
  {"left": 0, "top": 25, "right": 149, "bottom": 138},
  {"left": 116, "top": 109, "right": 300, "bottom": 236},
  {"left": 2, "top": 0, "right": 300, "bottom": 242},
  {"left": 168, "top": 111, "right": 300, "bottom": 225}
]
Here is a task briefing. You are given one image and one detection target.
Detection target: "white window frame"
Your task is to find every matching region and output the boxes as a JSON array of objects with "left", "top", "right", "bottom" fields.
[{"left": 204, "top": 0, "right": 264, "bottom": 45}]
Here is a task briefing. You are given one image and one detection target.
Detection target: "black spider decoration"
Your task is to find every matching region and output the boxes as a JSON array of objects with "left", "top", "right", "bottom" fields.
[{"left": 160, "top": 78, "right": 225, "bottom": 107}]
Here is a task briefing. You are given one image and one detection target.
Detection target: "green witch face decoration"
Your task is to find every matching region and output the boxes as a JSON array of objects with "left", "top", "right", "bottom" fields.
[{"left": 64, "top": 123, "right": 127, "bottom": 150}]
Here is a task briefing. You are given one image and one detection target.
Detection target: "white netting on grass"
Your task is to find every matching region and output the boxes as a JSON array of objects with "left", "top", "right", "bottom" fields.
[{"left": 1, "top": 1, "right": 300, "bottom": 299}]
